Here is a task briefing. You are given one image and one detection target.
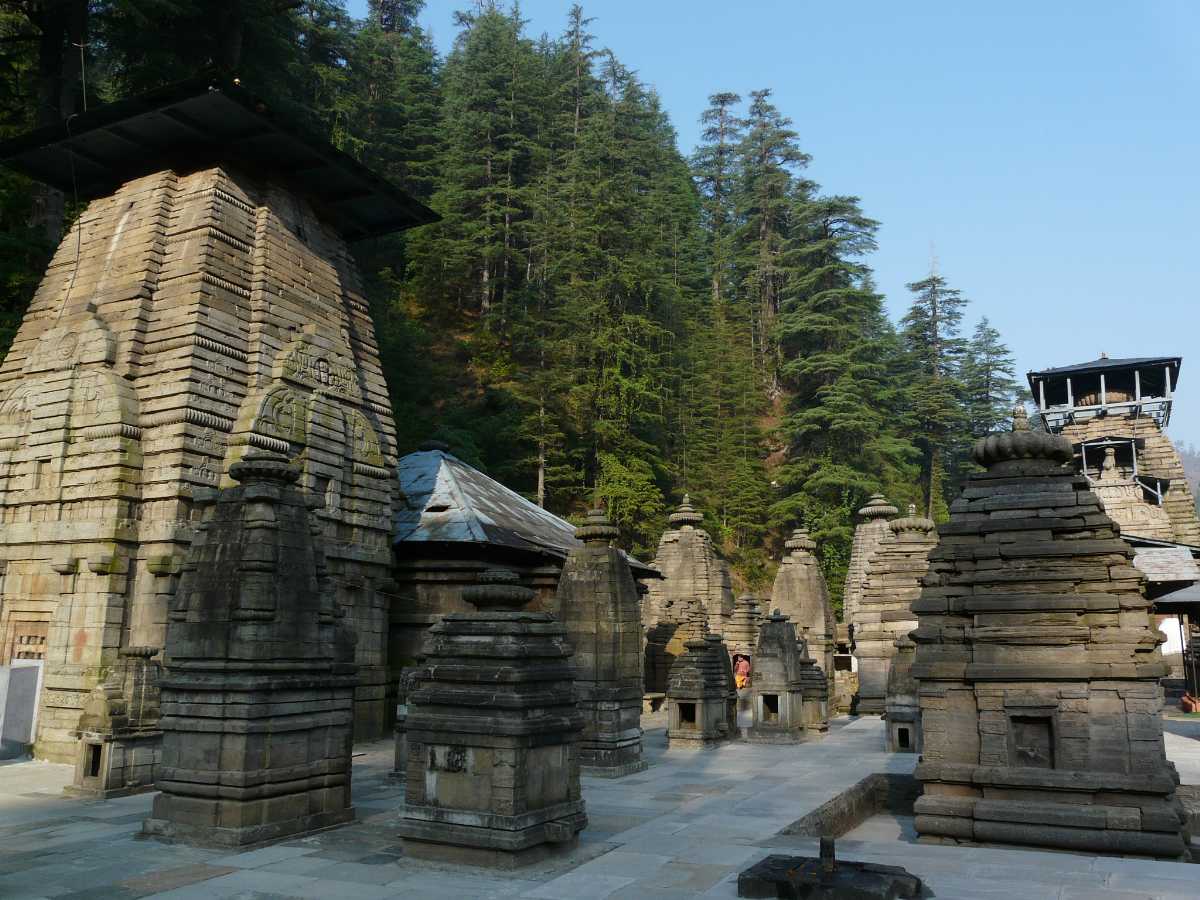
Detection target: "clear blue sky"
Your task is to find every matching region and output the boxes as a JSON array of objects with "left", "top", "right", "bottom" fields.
[{"left": 350, "top": 1, "right": 1200, "bottom": 446}]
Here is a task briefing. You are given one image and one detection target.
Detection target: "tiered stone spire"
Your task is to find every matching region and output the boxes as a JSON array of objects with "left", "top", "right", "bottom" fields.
[
  {"left": 911, "top": 409, "right": 1187, "bottom": 857},
  {"left": 844, "top": 494, "right": 899, "bottom": 634},
  {"left": 143, "top": 453, "right": 356, "bottom": 846},
  {"left": 771, "top": 528, "right": 835, "bottom": 689},
  {"left": 853, "top": 505, "right": 937, "bottom": 714},
  {"left": 399, "top": 568, "right": 587, "bottom": 865},
  {"left": 556, "top": 507, "right": 647, "bottom": 777},
  {"left": 643, "top": 495, "right": 735, "bottom": 693},
  {"left": 725, "top": 593, "right": 762, "bottom": 658}
]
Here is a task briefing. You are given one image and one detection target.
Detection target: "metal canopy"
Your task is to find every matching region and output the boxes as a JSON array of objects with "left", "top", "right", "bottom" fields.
[
  {"left": 394, "top": 447, "right": 659, "bottom": 578},
  {"left": 0, "top": 75, "right": 438, "bottom": 241},
  {"left": 1027, "top": 356, "right": 1181, "bottom": 388}
]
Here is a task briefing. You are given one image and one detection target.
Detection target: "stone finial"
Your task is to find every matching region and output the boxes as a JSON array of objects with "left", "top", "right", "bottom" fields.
[
  {"left": 228, "top": 451, "right": 299, "bottom": 486},
  {"left": 785, "top": 528, "right": 816, "bottom": 555},
  {"left": 970, "top": 412, "right": 1072, "bottom": 471},
  {"left": 576, "top": 506, "right": 619, "bottom": 546},
  {"left": 462, "top": 568, "right": 535, "bottom": 612},
  {"left": 907, "top": 503, "right": 916, "bottom": 517},
  {"left": 1012, "top": 404, "right": 1030, "bottom": 432},
  {"left": 890, "top": 512, "right": 936, "bottom": 535},
  {"left": 857, "top": 493, "right": 899, "bottom": 520},
  {"left": 668, "top": 493, "right": 704, "bottom": 527}
]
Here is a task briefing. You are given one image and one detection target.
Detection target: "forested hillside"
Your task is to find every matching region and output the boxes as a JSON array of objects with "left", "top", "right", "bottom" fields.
[{"left": 0, "top": 1, "right": 1019, "bottom": 603}]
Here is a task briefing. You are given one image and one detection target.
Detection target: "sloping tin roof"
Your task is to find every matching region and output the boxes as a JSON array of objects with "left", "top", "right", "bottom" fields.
[
  {"left": 0, "top": 75, "right": 437, "bottom": 240},
  {"left": 394, "top": 448, "right": 659, "bottom": 577},
  {"left": 1027, "top": 356, "right": 1180, "bottom": 382}
]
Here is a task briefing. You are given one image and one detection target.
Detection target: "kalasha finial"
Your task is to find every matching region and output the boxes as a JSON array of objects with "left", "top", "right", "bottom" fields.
[
  {"left": 669, "top": 493, "right": 704, "bottom": 527},
  {"left": 1012, "top": 405, "right": 1030, "bottom": 432},
  {"left": 461, "top": 568, "right": 535, "bottom": 612},
  {"left": 857, "top": 493, "right": 898, "bottom": 520},
  {"left": 229, "top": 451, "right": 299, "bottom": 486},
  {"left": 575, "top": 506, "right": 619, "bottom": 546},
  {"left": 907, "top": 503, "right": 916, "bottom": 517},
  {"left": 785, "top": 527, "right": 816, "bottom": 554}
]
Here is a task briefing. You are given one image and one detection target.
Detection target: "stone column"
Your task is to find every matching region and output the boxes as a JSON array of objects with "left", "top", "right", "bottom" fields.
[
  {"left": 911, "top": 409, "right": 1189, "bottom": 858},
  {"left": 399, "top": 568, "right": 587, "bottom": 867},
  {"left": 556, "top": 507, "right": 647, "bottom": 777},
  {"left": 142, "top": 453, "right": 357, "bottom": 847}
]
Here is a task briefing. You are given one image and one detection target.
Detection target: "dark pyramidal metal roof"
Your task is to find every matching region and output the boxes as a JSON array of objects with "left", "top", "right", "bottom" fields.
[
  {"left": 394, "top": 447, "right": 658, "bottom": 577},
  {"left": 1028, "top": 355, "right": 1181, "bottom": 383},
  {"left": 0, "top": 75, "right": 437, "bottom": 240}
]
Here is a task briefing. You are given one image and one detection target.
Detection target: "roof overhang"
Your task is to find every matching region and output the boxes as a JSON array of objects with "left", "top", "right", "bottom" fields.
[{"left": 0, "top": 75, "right": 438, "bottom": 241}]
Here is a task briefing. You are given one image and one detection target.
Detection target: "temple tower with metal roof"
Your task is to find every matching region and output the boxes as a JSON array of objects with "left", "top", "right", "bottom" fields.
[
  {"left": 1028, "top": 355, "right": 1200, "bottom": 546},
  {"left": 0, "top": 78, "right": 435, "bottom": 760}
]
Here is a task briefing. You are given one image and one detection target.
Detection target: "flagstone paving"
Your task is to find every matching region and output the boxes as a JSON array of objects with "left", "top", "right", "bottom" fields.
[{"left": 1, "top": 715, "right": 1197, "bottom": 899}]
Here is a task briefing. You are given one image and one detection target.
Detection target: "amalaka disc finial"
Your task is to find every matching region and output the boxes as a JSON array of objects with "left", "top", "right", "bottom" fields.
[
  {"left": 576, "top": 506, "right": 619, "bottom": 545},
  {"left": 669, "top": 493, "right": 704, "bottom": 527},
  {"left": 462, "top": 568, "right": 535, "bottom": 612}
]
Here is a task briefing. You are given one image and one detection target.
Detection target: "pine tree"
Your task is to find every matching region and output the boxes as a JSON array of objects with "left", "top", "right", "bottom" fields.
[
  {"left": 962, "top": 316, "right": 1019, "bottom": 437},
  {"left": 900, "top": 273, "right": 970, "bottom": 519}
]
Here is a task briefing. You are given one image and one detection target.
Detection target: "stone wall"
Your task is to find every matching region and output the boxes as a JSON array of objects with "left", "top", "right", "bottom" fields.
[
  {"left": 0, "top": 167, "right": 398, "bottom": 758},
  {"left": 1059, "top": 416, "right": 1200, "bottom": 545}
]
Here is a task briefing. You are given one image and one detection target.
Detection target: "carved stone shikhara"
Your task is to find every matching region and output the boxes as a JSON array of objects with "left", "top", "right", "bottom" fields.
[
  {"left": 853, "top": 507, "right": 937, "bottom": 714},
  {"left": 142, "top": 453, "right": 357, "bottom": 847},
  {"left": 0, "top": 86, "right": 430, "bottom": 761},
  {"left": 643, "top": 496, "right": 734, "bottom": 695},
  {"left": 771, "top": 528, "right": 835, "bottom": 693},
  {"left": 556, "top": 507, "right": 646, "bottom": 777},
  {"left": 912, "top": 410, "right": 1190, "bottom": 858},
  {"left": 398, "top": 568, "right": 586, "bottom": 867},
  {"left": 843, "top": 494, "right": 898, "bottom": 633}
]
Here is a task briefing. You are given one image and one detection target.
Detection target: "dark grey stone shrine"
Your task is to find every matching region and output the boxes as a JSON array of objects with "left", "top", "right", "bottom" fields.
[
  {"left": 556, "top": 507, "right": 647, "bottom": 777},
  {"left": 885, "top": 634, "right": 920, "bottom": 754},
  {"left": 142, "top": 453, "right": 357, "bottom": 847},
  {"left": 666, "top": 610, "right": 735, "bottom": 749},
  {"left": 398, "top": 568, "right": 587, "bottom": 867},
  {"left": 746, "top": 611, "right": 827, "bottom": 743}
]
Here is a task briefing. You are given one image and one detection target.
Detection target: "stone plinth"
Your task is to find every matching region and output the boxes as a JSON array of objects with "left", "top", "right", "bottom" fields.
[
  {"left": 398, "top": 569, "right": 586, "bottom": 867},
  {"left": 65, "top": 645, "right": 161, "bottom": 799},
  {"left": 142, "top": 454, "right": 357, "bottom": 847},
  {"left": 643, "top": 495, "right": 734, "bottom": 693},
  {"left": 771, "top": 528, "right": 835, "bottom": 691},
  {"left": 911, "top": 409, "right": 1190, "bottom": 858},
  {"left": 667, "top": 626, "right": 735, "bottom": 749},
  {"left": 885, "top": 634, "right": 920, "bottom": 754},
  {"left": 843, "top": 494, "right": 898, "bottom": 634},
  {"left": 746, "top": 611, "right": 827, "bottom": 743},
  {"left": 853, "top": 507, "right": 936, "bottom": 714},
  {"left": 556, "top": 508, "right": 646, "bottom": 777}
]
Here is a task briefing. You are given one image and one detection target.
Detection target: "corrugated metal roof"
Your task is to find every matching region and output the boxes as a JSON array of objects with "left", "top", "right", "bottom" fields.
[{"left": 393, "top": 448, "right": 659, "bottom": 577}]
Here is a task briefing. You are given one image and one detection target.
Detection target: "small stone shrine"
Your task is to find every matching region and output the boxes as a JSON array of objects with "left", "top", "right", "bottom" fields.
[
  {"left": 556, "top": 507, "right": 646, "bottom": 777},
  {"left": 853, "top": 505, "right": 937, "bottom": 714},
  {"left": 66, "top": 645, "right": 161, "bottom": 799},
  {"left": 143, "top": 453, "right": 357, "bottom": 847},
  {"left": 398, "top": 568, "right": 587, "bottom": 867},
  {"left": 843, "top": 494, "right": 898, "bottom": 634},
  {"left": 666, "top": 601, "right": 735, "bottom": 749},
  {"left": 884, "top": 634, "right": 920, "bottom": 754},
  {"left": 643, "top": 495, "right": 734, "bottom": 694},
  {"left": 911, "top": 408, "right": 1190, "bottom": 858},
  {"left": 771, "top": 528, "right": 836, "bottom": 687},
  {"left": 746, "top": 611, "right": 828, "bottom": 743}
]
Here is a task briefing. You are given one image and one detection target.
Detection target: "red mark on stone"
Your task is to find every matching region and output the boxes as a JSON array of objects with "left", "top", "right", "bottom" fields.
[{"left": 72, "top": 629, "right": 88, "bottom": 663}]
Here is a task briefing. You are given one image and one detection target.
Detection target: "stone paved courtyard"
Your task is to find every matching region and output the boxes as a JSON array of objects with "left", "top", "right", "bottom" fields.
[{"left": 1, "top": 715, "right": 1198, "bottom": 900}]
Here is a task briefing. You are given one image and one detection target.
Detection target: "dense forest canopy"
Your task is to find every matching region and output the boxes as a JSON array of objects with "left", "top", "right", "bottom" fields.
[{"left": 0, "top": 0, "right": 1020, "bottom": 605}]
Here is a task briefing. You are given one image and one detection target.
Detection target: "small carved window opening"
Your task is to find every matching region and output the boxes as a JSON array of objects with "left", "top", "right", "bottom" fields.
[
  {"left": 763, "top": 694, "right": 780, "bottom": 722},
  {"left": 898, "top": 726, "right": 910, "bottom": 749},
  {"left": 678, "top": 702, "right": 697, "bottom": 728},
  {"left": 87, "top": 744, "right": 102, "bottom": 778},
  {"left": 312, "top": 475, "right": 331, "bottom": 509},
  {"left": 1009, "top": 715, "right": 1055, "bottom": 769},
  {"left": 34, "top": 458, "right": 51, "bottom": 489}
]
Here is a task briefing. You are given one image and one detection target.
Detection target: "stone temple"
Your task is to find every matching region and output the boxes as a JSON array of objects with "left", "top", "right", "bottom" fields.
[
  {"left": 642, "top": 494, "right": 734, "bottom": 696},
  {"left": 0, "top": 78, "right": 435, "bottom": 762},
  {"left": 770, "top": 527, "right": 835, "bottom": 688},
  {"left": 911, "top": 408, "right": 1189, "bottom": 858}
]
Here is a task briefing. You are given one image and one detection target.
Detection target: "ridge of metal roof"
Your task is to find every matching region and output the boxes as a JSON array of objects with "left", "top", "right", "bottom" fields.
[
  {"left": 0, "top": 74, "right": 438, "bottom": 241},
  {"left": 393, "top": 448, "right": 659, "bottom": 577}
]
